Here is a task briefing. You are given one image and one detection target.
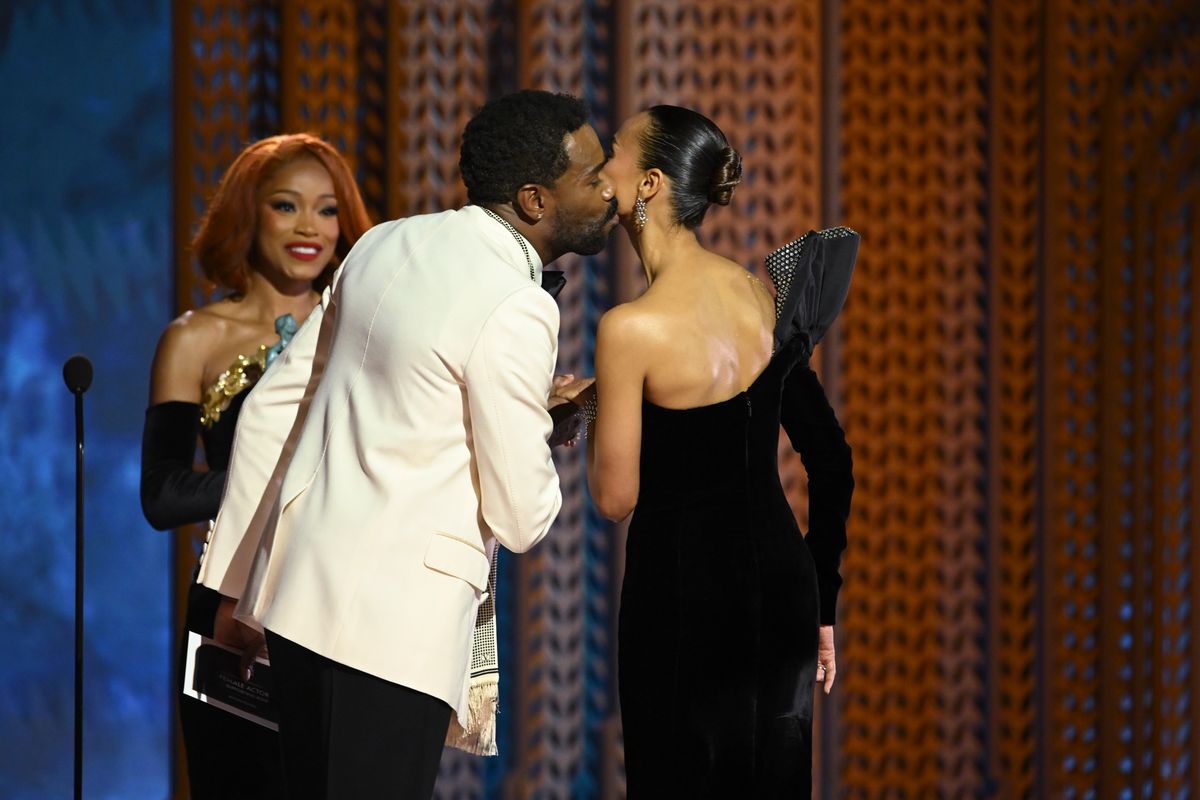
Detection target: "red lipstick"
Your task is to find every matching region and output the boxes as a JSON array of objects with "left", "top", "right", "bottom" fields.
[{"left": 285, "top": 242, "right": 324, "bottom": 262}]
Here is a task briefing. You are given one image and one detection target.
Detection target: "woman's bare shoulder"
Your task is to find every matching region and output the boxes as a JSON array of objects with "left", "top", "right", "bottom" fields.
[
  {"left": 599, "top": 298, "right": 673, "bottom": 345},
  {"left": 161, "top": 298, "right": 244, "bottom": 345},
  {"left": 149, "top": 312, "right": 214, "bottom": 404},
  {"left": 158, "top": 308, "right": 217, "bottom": 349},
  {"left": 149, "top": 300, "right": 250, "bottom": 402},
  {"left": 703, "top": 254, "right": 775, "bottom": 325}
]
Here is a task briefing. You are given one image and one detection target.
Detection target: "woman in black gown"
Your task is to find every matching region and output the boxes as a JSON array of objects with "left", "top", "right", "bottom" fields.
[
  {"left": 139, "top": 133, "right": 370, "bottom": 798},
  {"left": 585, "top": 106, "right": 857, "bottom": 797}
]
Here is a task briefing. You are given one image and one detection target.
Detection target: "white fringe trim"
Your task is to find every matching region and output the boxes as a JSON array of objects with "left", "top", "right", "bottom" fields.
[{"left": 444, "top": 677, "right": 499, "bottom": 756}]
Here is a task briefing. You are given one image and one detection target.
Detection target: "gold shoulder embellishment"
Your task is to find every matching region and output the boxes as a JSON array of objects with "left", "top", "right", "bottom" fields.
[{"left": 199, "top": 345, "right": 270, "bottom": 428}]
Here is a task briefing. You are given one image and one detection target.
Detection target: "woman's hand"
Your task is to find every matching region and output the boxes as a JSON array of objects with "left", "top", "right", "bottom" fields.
[
  {"left": 213, "top": 596, "right": 267, "bottom": 681},
  {"left": 816, "top": 625, "right": 836, "bottom": 694},
  {"left": 549, "top": 373, "right": 595, "bottom": 407}
]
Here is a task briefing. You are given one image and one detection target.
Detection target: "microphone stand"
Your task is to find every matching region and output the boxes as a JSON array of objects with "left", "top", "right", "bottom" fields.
[
  {"left": 73, "top": 380, "right": 84, "bottom": 800},
  {"left": 63, "top": 355, "right": 92, "bottom": 800}
]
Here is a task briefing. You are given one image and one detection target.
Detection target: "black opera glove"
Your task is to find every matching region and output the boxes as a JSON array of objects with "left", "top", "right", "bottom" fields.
[
  {"left": 779, "top": 364, "right": 855, "bottom": 627},
  {"left": 140, "top": 401, "right": 225, "bottom": 530}
]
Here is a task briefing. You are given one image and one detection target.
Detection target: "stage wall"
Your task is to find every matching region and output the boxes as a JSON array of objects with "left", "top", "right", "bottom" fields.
[
  {"left": 4, "top": 0, "right": 1197, "bottom": 797},
  {"left": 0, "top": 2, "right": 173, "bottom": 798},
  {"left": 171, "top": 2, "right": 1200, "bottom": 798}
]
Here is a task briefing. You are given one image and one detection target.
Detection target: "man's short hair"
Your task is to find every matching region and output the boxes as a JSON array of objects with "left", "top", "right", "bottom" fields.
[{"left": 460, "top": 90, "right": 589, "bottom": 205}]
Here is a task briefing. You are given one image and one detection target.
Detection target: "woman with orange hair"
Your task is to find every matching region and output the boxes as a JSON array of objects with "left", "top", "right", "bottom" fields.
[{"left": 140, "top": 133, "right": 370, "bottom": 798}]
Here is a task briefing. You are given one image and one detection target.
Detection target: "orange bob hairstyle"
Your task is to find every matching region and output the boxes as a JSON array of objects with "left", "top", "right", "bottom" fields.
[{"left": 192, "top": 133, "right": 372, "bottom": 294}]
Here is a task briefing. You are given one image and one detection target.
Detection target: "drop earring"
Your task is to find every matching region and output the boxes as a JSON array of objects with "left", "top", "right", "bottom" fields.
[{"left": 634, "top": 197, "right": 647, "bottom": 233}]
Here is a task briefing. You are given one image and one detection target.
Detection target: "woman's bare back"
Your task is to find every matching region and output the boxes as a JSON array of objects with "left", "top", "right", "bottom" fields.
[{"left": 629, "top": 252, "right": 776, "bottom": 410}]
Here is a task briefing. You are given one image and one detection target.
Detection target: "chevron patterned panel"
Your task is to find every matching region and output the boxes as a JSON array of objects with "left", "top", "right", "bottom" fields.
[
  {"left": 172, "top": 3, "right": 281, "bottom": 798},
  {"left": 174, "top": 0, "right": 280, "bottom": 309},
  {"left": 1042, "top": 2, "right": 1190, "bottom": 796},
  {"left": 510, "top": 4, "right": 619, "bottom": 797},
  {"left": 621, "top": 1, "right": 820, "bottom": 271},
  {"left": 837, "top": 0, "right": 990, "bottom": 794},
  {"left": 574, "top": 6, "right": 621, "bottom": 793},
  {"left": 356, "top": 0, "right": 389, "bottom": 221},
  {"left": 511, "top": 9, "right": 590, "bottom": 794},
  {"left": 1095, "top": 10, "right": 1200, "bottom": 796},
  {"left": 990, "top": 0, "right": 1041, "bottom": 795},
  {"left": 280, "top": 1, "right": 359, "bottom": 169},
  {"left": 1145, "top": 118, "right": 1200, "bottom": 799},
  {"left": 169, "top": 2, "right": 1200, "bottom": 798},
  {"left": 386, "top": 0, "right": 490, "bottom": 217}
]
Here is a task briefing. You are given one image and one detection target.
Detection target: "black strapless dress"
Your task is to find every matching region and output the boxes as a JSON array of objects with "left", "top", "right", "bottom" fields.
[{"left": 618, "top": 229, "right": 858, "bottom": 798}]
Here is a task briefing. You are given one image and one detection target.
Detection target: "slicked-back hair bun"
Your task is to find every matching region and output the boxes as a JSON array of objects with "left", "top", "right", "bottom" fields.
[
  {"left": 638, "top": 105, "right": 740, "bottom": 229},
  {"left": 708, "top": 146, "right": 742, "bottom": 206}
]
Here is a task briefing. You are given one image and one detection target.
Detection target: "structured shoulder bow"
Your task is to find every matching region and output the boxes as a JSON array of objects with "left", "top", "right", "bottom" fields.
[{"left": 764, "top": 226, "right": 860, "bottom": 361}]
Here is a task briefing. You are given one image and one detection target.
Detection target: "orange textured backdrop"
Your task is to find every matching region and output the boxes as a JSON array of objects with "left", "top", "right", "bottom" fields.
[{"left": 171, "top": 2, "right": 1200, "bottom": 797}]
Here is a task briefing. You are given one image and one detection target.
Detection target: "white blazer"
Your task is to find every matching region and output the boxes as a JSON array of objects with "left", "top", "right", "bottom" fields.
[
  {"left": 237, "top": 207, "right": 563, "bottom": 725},
  {"left": 195, "top": 271, "right": 339, "bottom": 599}
]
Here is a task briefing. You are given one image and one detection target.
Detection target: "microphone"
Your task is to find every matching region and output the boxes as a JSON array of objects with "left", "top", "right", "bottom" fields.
[{"left": 63, "top": 355, "right": 93, "bottom": 394}]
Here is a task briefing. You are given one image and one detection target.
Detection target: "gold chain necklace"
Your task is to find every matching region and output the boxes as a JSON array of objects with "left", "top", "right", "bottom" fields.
[{"left": 480, "top": 206, "right": 536, "bottom": 283}]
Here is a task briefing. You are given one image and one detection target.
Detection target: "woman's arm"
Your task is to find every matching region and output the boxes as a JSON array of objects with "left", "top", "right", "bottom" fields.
[
  {"left": 779, "top": 363, "right": 854, "bottom": 627},
  {"left": 140, "top": 317, "right": 227, "bottom": 530},
  {"left": 586, "top": 306, "right": 648, "bottom": 522}
]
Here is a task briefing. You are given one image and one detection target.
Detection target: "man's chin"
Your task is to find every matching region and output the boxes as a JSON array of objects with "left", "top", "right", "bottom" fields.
[
  {"left": 553, "top": 211, "right": 619, "bottom": 256},
  {"left": 575, "top": 228, "right": 614, "bottom": 256}
]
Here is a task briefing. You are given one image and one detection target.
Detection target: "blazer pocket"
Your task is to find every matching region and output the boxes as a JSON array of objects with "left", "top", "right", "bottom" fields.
[{"left": 423, "top": 532, "right": 490, "bottom": 593}]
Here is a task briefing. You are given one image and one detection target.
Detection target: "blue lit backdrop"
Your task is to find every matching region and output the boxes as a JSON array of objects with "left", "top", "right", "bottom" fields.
[{"left": 0, "top": 3, "right": 172, "bottom": 798}]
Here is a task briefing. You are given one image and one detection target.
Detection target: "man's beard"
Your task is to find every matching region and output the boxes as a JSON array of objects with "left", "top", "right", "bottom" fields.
[{"left": 548, "top": 197, "right": 618, "bottom": 256}]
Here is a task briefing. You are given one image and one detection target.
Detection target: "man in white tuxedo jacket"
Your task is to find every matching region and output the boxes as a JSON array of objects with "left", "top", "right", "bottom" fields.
[{"left": 237, "top": 91, "right": 616, "bottom": 799}]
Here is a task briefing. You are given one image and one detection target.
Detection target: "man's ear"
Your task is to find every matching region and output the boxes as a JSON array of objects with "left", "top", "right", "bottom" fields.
[
  {"left": 514, "top": 184, "right": 547, "bottom": 223},
  {"left": 640, "top": 168, "right": 665, "bottom": 203}
]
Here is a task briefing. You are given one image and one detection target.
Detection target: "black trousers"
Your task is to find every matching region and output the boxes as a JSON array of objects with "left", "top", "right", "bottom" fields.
[
  {"left": 178, "top": 671, "right": 285, "bottom": 799},
  {"left": 265, "top": 630, "right": 452, "bottom": 800},
  {"left": 179, "top": 584, "right": 284, "bottom": 799}
]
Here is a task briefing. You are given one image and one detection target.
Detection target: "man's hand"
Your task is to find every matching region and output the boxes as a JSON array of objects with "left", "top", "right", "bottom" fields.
[
  {"left": 815, "top": 625, "right": 836, "bottom": 694},
  {"left": 213, "top": 596, "right": 267, "bottom": 681}
]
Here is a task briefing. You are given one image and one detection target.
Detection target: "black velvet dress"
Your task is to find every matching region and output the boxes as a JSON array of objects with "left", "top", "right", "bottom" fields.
[{"left": 618, "top": 229, "right": 858, "bottom": 798}]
